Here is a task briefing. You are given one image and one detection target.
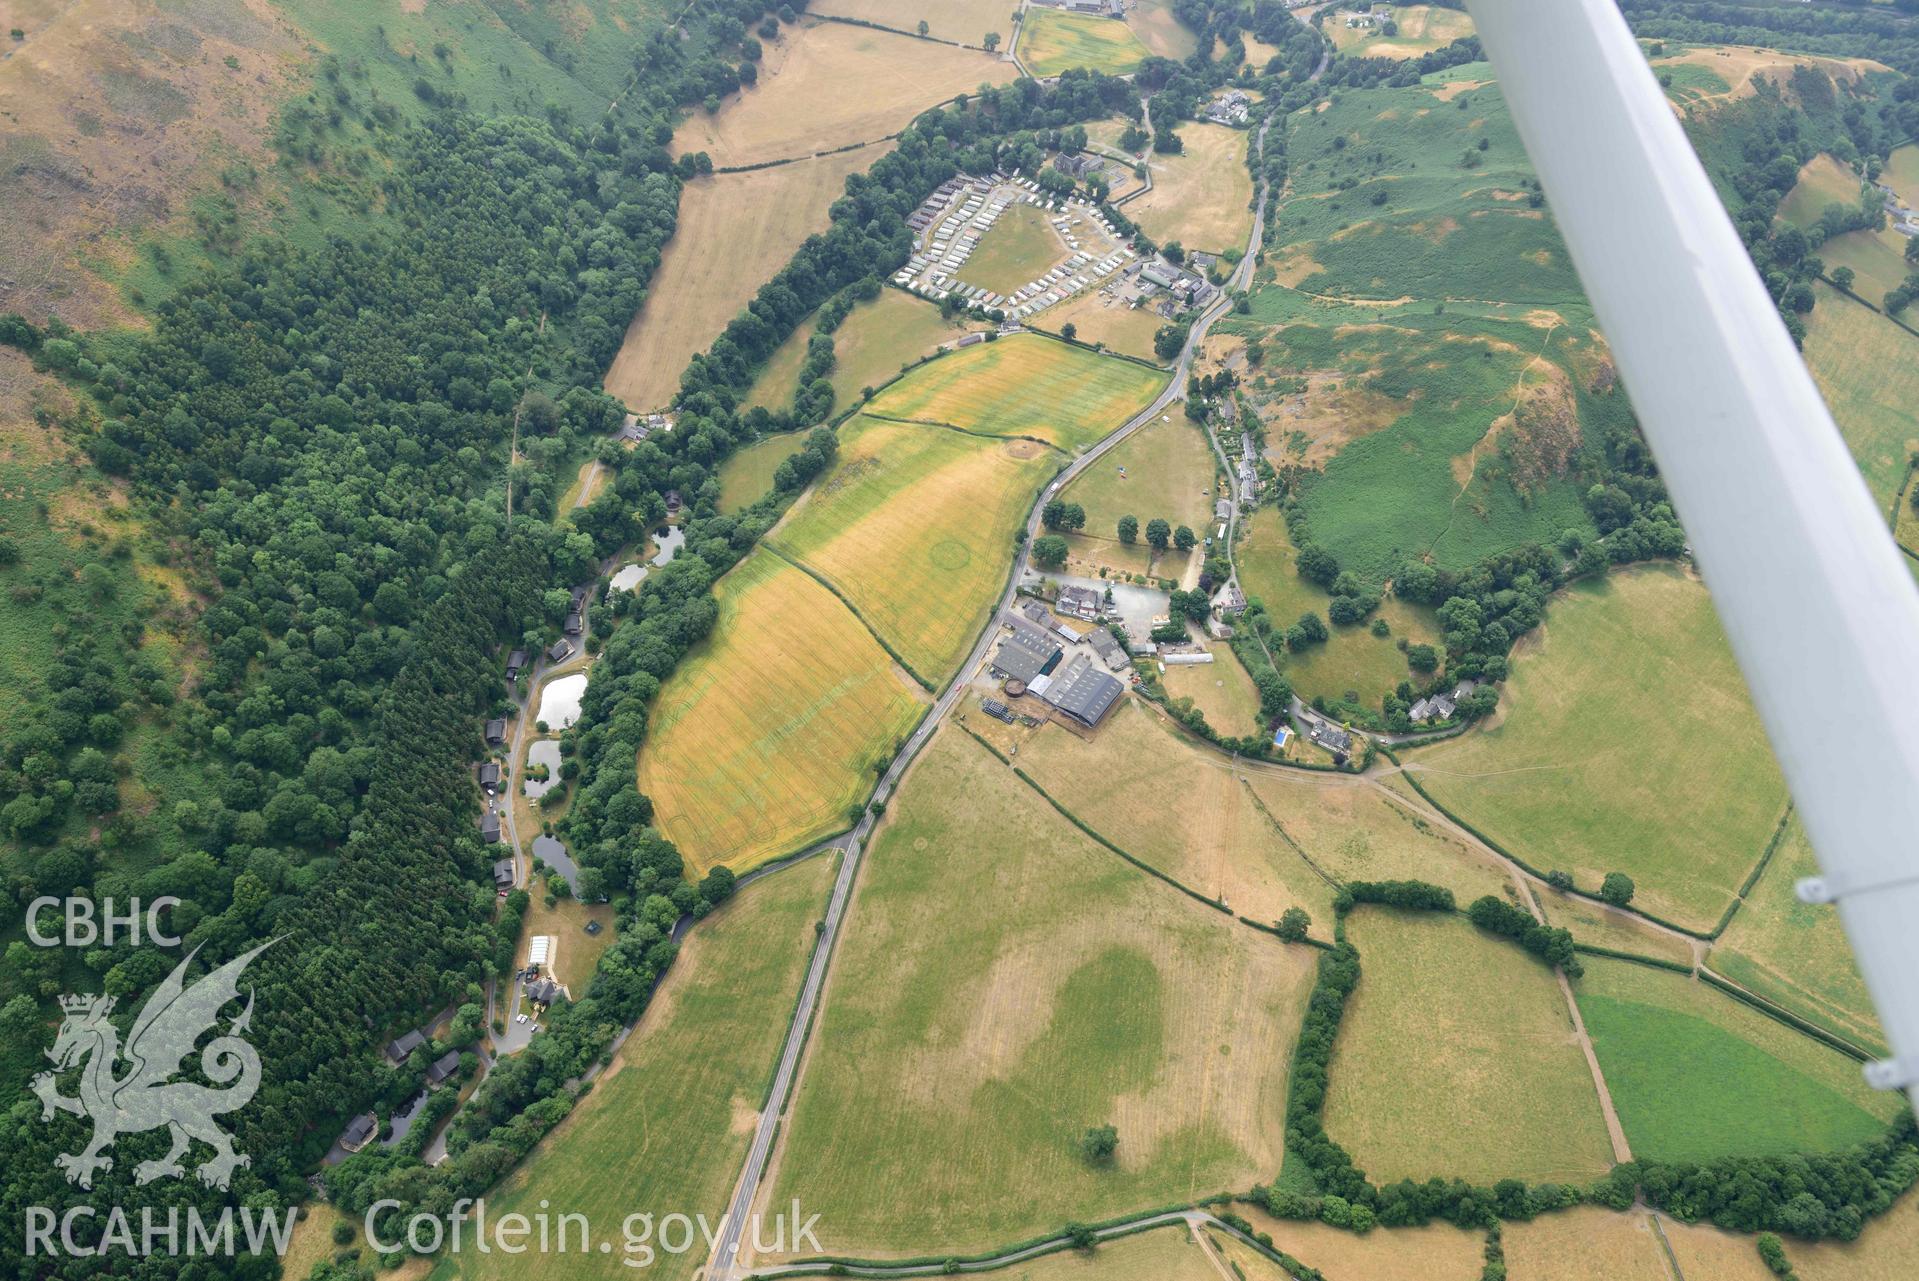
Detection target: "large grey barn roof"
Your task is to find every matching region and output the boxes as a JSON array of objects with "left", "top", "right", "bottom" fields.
[
  {"left": 1043, "top": 655, "right": 1124, "bottom": 727},
  {"left": 992, "top": 629, "right": 1060, "bottom": 684}
]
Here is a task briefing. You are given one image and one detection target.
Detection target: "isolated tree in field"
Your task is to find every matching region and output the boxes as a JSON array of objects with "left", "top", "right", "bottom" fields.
[
  {"left": 1117, "top": 514, "right": 1139, "bottom": 544},
  {"left": 1033, "top": 534, "right": 1069, "bottom": 570},
  {"left": 1060, "top": 502, "right": 1086, "bottom": 531},
  {"left": 1600, "top": 872, "right": 1636, "bottom": 907},
  {"left": 1406, "top": 643, "right": 1438, "bottom": 673},
  {"left": 1276, "top": 907, "right": 1311, "bottom": 942},
  {"left": 984, "top": 30, "right": 1001, "bottom": 51},
  {"left": 917, "top": 19, "right": 930, "bottom": 36},
  {"left": 1081, "top": 1124, "right": 1118, "bottom": 1165},
  {"left": 1145, "top": 518, "right": 1171, "bottom": 550},
  {"left": 1043, "top": 498, "right": 1068, "bottom": 529},
  {"left": 1832, "top": 265, "right": 1856, "bottom": 293},
  {"left": 1061, "top": 322, "right": 1077, "bottom": 341},
  {"left": 1547, "top": 869, "right": 1574, "bottom": 892},
  {"left": 1173, "top": 524, "right": 1196, "bottom": 552}
]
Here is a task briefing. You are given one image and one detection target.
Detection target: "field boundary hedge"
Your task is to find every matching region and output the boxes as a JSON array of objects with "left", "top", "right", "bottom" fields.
[
  {"left": 752, "top": 1201, "right": 1216, "bottom": 1275},
  {"left": 1008, "top": 764, "right": 1236, "bottom": 916},
  {"left": 1382, "top": 748, "right": 1723, "bottom": 941},
  {"left": 759, "top": 542, "right": 937, "bottom": 691},
  {"left": 1697, "top": 967, "right": 1873, "bottom": 1064},
  {"left": 1571, "top": 942, "right": 1693, "bottom": 975},
  {"left": 1709, "top": 803, "right": 1796, "bottom": 938},
  {"left": 859, "top": 409, "right": 1067, "bottom": 455}
]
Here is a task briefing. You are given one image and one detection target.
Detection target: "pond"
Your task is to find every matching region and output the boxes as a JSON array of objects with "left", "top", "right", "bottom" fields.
[
  {"left": 610, "top": 562, "right": 649, "bottom": 593},
  {"left": 524, "top": 739, "right": 563, "bottom": 800},
  {"left": 536, "top": 673, "right": 587, "bottom": 731},
  {"left": 384, "top": 1091, "right": 429, "bottom": 1149},
  {"left": 649, "top": 525, "right": 685, "bottom": 567},
  {"left": 531, "top": 834, "right": 579, "bottom": 895}
]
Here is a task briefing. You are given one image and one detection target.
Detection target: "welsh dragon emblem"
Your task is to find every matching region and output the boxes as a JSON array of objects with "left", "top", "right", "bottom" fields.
[{"left": 32, "top": 941, "right": 273, "bottom": 1190}]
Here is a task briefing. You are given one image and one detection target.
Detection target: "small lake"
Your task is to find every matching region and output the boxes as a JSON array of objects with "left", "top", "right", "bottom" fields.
[
  {"left": 536, "top": 673, "right": 587, "bottom": 730},
  {"left": 610, "top": 562, "right": 649, "bottom": 592},
  {"left": 649, "top": 526, "right": 685, "bottom": 567},
  {"left": 524, "top": 740, "right": 563, "bottom": 800},
  {"left": 532, "top": 835, "right": 579, "bottom": 894}
]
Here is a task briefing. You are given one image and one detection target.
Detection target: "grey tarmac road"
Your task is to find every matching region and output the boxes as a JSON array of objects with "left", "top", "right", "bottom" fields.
[{"left": 701, "top": 109, "right": 1281, "bottom": 1280}]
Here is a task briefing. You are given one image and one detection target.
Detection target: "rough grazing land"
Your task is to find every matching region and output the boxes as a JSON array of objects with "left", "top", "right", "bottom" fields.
[
  {"left": 637, "top": 550, "right": 926, "bottom": 873},
  {"left": 1059, "top": 412, "right": 1215, "bottom": 579},
  {"left": 746, "top": 289, "right": 981, "bottom": 414},
  {"left": 1325, "top": 909, "right": 1615, "bottom": 1185},
  {"left": 1233, "top": 507, "right": 1441, "bottom": 705},
  {"left": 1226, "top": 1205, "right": 1486, "bottom": 1281},
  {"left": 1120, "top": 123, "right": 1254, "bottom": 253},
  {"left": 1501, "top": 1207, "right": 1677, "bottom": 1281},
  {"left": 1160, "top": 643, "right": 1265, "bottom": 738},
  {"left": 1788, "top": 1190, "right": 1919, "bottom": 1281},
  {"left": 759, "top": 728, "right": 1315, "bottom": 1259},
  {"left": 1015, "top": 700, "right": 1339, "bottom": 931},
  {"left": 671, "top": 19, "right": 1013, "bottom": 168},
  {"left": 811, "top": 0, "right": 1007, "bottom": 46},
  {"left": 1041, "top": 287, "right": 1165, "bottom": 361},
  {"left": 770, "top": 415, "right": 1055, "bottom": 681},
  {"left": 603, "top": 148, "right": 887, "bottom": 412},
  {"left": 716, "top": 432, "right": 807, "bottom": 514},
  {"left": 1327, "top": 5, "right": 1476, "bottom": 60},
  {"left": 864, "top": 334, "right": 1169, "bottom": 454},
  {"left": 1409, "top": 566, "right": 1788, "bottom": 932},
  {"left": 1711, "top": 814, "right": 1886, "bottom": 1056},
  {"left": 1576, "top": 957, "right": 1901, "bottom": 1166},
  {"left": 1802, "top": 283, "right": 1919, "bottom": 512},
  {"left": 448, "top": 856, "right": 833, "bottom": 1281}
]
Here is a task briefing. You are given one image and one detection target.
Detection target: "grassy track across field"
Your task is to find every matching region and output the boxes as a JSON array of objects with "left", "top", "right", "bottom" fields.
[{"left": 1575, "top": 956, "right": 1901, "bottom": 1165}]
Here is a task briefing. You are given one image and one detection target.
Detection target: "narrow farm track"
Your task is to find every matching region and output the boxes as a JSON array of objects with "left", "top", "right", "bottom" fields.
[{"left": 700, "top": 111, "right": 1283, "bottom": 1281}]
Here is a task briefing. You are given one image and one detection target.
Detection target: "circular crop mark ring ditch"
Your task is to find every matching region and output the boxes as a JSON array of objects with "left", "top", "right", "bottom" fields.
[{"left": 929, "top": 539, "right": 972, "bottom": 571}]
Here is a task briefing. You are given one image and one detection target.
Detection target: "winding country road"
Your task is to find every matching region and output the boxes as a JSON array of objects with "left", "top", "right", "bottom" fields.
[{"left": 701, "top": 113, "right": 1281, "bottom": 1281}]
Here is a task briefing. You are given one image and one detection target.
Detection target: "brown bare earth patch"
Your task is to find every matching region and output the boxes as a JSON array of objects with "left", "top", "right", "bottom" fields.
[
  {"left": 671, "top": 18, "right": 1014, "bottom": 168},
  {"left": 0, "top": 0, "right": 307, "bottom": 326},
  {"left": 1252, "top": 369, "right": 1402, "bottom": 468}
]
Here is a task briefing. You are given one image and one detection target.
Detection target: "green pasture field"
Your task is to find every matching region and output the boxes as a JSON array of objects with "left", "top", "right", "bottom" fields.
[
  {"left": 1232, "top": 506, "right": 1441, "bottom": 705},
  {"left": 1802, "top": 283, "right": 1919, "bottom": 512},
  {"left": 1019, "top": 7, "right": 1151, "bottom": 76},
  {"left": 1884, "top": 143, "right": 1919, "bottom": 209},
  {"left": 864, "top": 334, "right": 1169, "bottom": 454},
  {"left": 1258, "top": 312, "right": 1603, "bottom": 584},
  {"left": 1325, "top": 909, "right": 1615, "bottom": 1184},
  {"left": 1271, "top": 84, "right": 1584, "bottom": 306},
  {"left": 958, "top": 203, "right": 1063, "bottom": 297},
  {"left": 1060, "top": 412, "right": 1216, "bottom": 579},
  {"left": 1711, "top": 814, "right": 1887, "bottom": 1057},
  {"left": 1777, "top": 154, "right": 1864, "bottom": 230},
  {"left": 1407, "top": 565, "right": 1788, "bottom": 933},
  {"left": 769, "top": 415, "right": 1055, "bottom": 680},
  {"left": 1576, "top": 957, "right": 1901, "bottom": 1165},
  {"left": 292, "top": 0, "right": 662, "bottom": 131},
  {"left": 762, "top": 727, "right": 1316, "bottom": 1258},
  {"left": 636, "top": 549, "right": 927, "bottom": 873},
  {"left": 443, "top": 854, "right": 834, "bottom": 1281},
  {"left": 745, "top": 289, "right": 981, "bottom": 414},
  {"left": 717, "top": 432, "right": 806, "bottom": 514},
  {"left": 1819, "top": 226, "right": 1913, "bottom": 307}
]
